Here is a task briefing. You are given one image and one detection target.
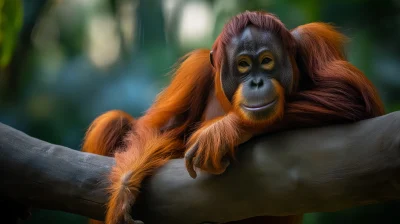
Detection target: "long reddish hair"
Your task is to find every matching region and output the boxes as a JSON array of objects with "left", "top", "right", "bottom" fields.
[
  {"left": 84, "top": 11, "right": 385, "bottom": 224},
  {"left": 211, "top": 11, "right": 384, "bottom": 129}
]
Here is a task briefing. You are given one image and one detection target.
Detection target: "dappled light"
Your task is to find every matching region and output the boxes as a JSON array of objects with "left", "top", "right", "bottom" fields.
[
  {"left": 178, "top": 1, "right": 215, "bottom": 48},
  {"left": 87, "top": 14, "right": 121, "bottom": 69}
]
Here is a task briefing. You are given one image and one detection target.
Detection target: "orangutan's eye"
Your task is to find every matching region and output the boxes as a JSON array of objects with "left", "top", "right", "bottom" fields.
[
  {"left": 237, "top": 56, "right": 251, "bottom": 73},
  {"left": 260, "top": 52, "right": 275, "bottom": 70}
]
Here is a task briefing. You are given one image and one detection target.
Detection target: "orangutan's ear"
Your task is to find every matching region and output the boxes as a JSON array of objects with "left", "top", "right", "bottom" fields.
[{"left": 210, "top": 51, "right": 214, "bottom": 67}]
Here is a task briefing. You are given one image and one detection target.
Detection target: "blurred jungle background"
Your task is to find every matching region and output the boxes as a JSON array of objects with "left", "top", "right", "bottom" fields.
[{"left": 1, "top": 0, "right": 400, "bottom": 223}]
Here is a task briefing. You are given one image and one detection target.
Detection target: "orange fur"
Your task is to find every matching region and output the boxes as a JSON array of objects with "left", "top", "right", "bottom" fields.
[
  {"left": 82, "top": 11, "right": 385, "bottom": 224},
  {"left": 82, "top": 110, "right": 135, "bottom": 156},
  {"left": 185, "top": 113, "right": 244, "bottom": 178},
  {"left": 82, "top": 110, "right": 135, "bottom": 224},
  {"left": 100, "top": 49, "right": 215, "bottom": 223},
  {"left": 281, "top": 23, "right": 384, "bottom": 129},
  {"left": 139, "top": 49, "right": 214, "bottom": 135},
  {"left": 106, "top": 129, "right": 184, "bottom": 224}
]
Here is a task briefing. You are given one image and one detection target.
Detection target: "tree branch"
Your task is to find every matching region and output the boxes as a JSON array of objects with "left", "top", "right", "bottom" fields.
[
  {"left": 0, "top": 122, "right": 113, "bottom": 220},
  {"left": 1, "top": 112, "right": 400, "bottom": 224}
]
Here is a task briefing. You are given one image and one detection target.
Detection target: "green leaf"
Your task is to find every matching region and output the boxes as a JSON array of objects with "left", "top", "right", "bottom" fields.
[{"left": 0, "top": 0, "right": 23, "bottom": 68}]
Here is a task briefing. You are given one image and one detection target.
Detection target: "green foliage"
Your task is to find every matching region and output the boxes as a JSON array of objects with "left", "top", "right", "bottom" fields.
[{"left": 0, "top": 0, "right": 23, "bottom": 68}]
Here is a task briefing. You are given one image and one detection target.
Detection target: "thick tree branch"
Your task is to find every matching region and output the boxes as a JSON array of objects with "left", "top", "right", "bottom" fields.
[
  {"left": 0, "top": 122, "right": 113, "bottom": 220},
  {"left": 1, "top": 112, "right": 400, "bottom": 223}
]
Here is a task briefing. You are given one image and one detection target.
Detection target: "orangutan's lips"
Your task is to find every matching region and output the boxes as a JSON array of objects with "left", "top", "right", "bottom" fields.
[{"left": 241, "top": 98, "right": 277, "bottom": 112}]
